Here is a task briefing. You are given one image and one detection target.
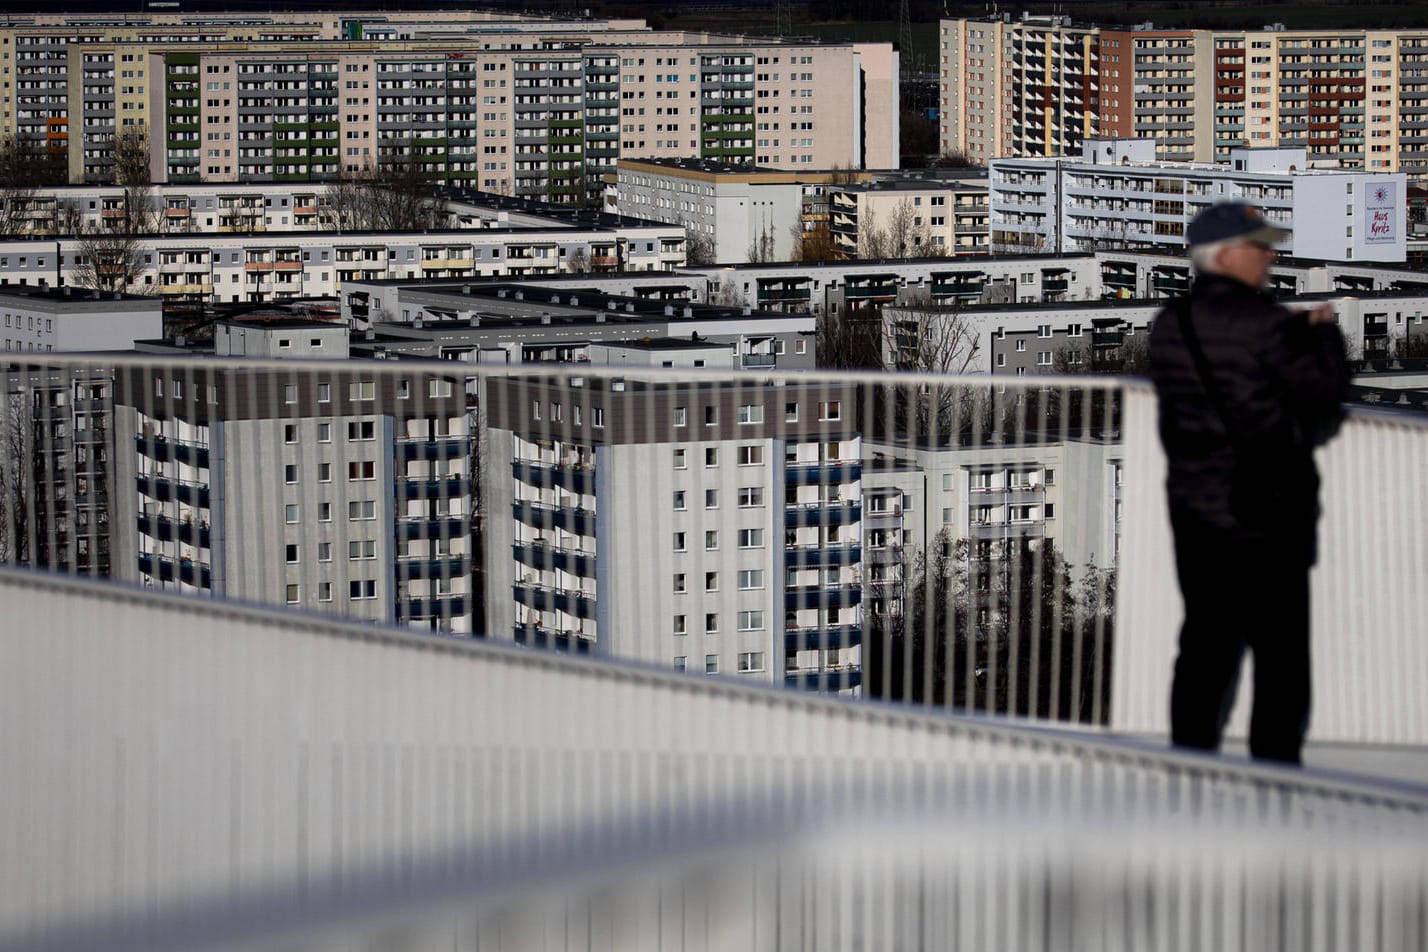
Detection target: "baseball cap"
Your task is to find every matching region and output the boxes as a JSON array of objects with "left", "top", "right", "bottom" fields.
[{"left": 1185, "top": 201, "right": 1290, "bottom": 248}]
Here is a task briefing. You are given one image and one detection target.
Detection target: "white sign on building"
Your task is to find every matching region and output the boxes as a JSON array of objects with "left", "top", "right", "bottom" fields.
[{"left": 1366, "top": 182, "right": 1397, "bottom": 244}]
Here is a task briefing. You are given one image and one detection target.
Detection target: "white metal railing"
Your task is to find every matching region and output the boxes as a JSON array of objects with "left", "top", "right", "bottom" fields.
[
  {"left": 2, "top": 567, "right": 1425, "bottom": 952},
  {"left": 0, "top": 355, "right": 1425, "bottom": 749}
]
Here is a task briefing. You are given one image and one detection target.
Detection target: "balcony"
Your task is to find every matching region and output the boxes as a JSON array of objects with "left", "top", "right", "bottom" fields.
[
  {"left": 740, "top": 353, "right": 778, "bottom": 369},
  {"left": 513, "top": 582, "right": 596, "bottom": 620},
  {"left": 136, "top": 552, "right": 211, "bottom": 589},
  {"left": 784, "top": 543, "right": 862, "bottom": 568},
  {"left": 785, "top": 461, "right": 862, "bottom": 485},
  {"left": 398, "top": 476, "right": 471, "bottom": 500},
  {"left": 511, "top": 460, "right": 594, "bottom": 494},
  {"left": 134, "top": 435, "right": 209, "bottom": 469},
  {"left": 398, "top": 596, "right": 467, "bottom": 619},
  {"left": 785, "top": 499, "right": 861, "bottom": 528},
  {"left": 512, "top": 500, "right": 595, "bottom": 536},
  {"left": 395, "top": 556, "right": 470, "bottom": 580},
  {"left": 135, "top": 475, "right": 209, "bottom": 508},
  {"left": 784, "top": 583, "right": 862, "bottom": 610},
  {"left": 399, "top": 437, "right": 469, "bottom": 461},
  {"left": 512, "top": 624, "right": 594, "bottom": 654},
  {"left": 784, "top": 667, "right": 863, "bottom": 692},
  {"left": 397, "top": 515, "right": 468, "bottom": 540},
  {"left": 512, "top": 541, "right": 595, "bottom": 578},
  {"left": 783, "top": 625, "right": 863, "bottom": 652},
  {"left": 971, "top": 520, "right": 1045, "bottom": 541},
  {"left": 135, "top": 514, "right": 209, "bottom": 550}
]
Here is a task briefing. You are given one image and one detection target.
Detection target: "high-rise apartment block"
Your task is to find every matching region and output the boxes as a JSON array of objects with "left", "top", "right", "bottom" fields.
[
  {"left": 942, "top": 15, "right": 1428, "bottom": 183},
  {"left": 1, "top": 12, "right": 898, "bottom": 204},
  {"left": 111, "top": 322, "right": 477, "bottom": 633}
]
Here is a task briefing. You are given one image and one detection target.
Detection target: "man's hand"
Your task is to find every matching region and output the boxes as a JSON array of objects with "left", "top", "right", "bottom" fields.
[{"left": 1304, "top": 302, "right": 1338, "bottom": 326}]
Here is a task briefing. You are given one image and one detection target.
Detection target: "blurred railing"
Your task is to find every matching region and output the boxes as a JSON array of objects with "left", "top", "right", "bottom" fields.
[
  {"left": 0, "top": 355, "right": 1425, "bottom": 744},
  {"left": 2, "top": 567, "right": 1425, "bottom": 952}
]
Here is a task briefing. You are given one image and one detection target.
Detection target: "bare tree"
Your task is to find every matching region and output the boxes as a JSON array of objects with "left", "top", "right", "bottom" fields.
[
  {"left": 859, "top": 197, "right": 942, "bottom": 260},
  {"left": 790, "top": 221, "right": 840, "bottom": 262},
  {"left": 685, "top": 227, "right": 716, "bottom": 266},
  {"left": 0, "top": 386, "right": 33, "bottom": 564},
  {"left": 746, "top": 221, "right": 776, "bottom": 264},
  {"left": 112, "top": 124, "right": 156, "bottom": 233},
  {"left": 566, "top": 246, "right": 590, "bottom": 274},
  {"left": 815, "top": 307, "right": 882, "bottom": 370},
  {"left": 0, "top": 133, "right": 64, "bottom": 236},
  {"left": 882, "top": 304, "right": 981, "bottom": 375},
  {"left": 74, "top": 226, "right": 147, "bottom": 294},
  {"left": 325, "top": 145, "right": 444, "bottom": 232}
]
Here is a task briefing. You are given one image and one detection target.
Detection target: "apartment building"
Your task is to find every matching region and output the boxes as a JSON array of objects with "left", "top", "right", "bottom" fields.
[
  {"left": 0, "top": 217, "right": 685, "bottom": 304},
  {"left": 483, "top": 373, "right": 866, "bottom": 693},
  {"left": 4, "top": 13, "right": 897, "bottom": 203},
  {"left": 1, "top": 11, "right": 642, "bottom": 163},
  {"left": 609, "top": 159, "right": 874, "bottom": 264},
  {"left": 110, "top": 320, "right": 477, "bottom": 633},
  {"left": 942, "top": 17, "right": 1428, "bottom": 182},
  {"left": 939, "top": 15, "right": 1099, "bottom": 165},
  {"left": 338, "top": 282, "right": 816, "bottom": 371},
  {"left": 989, "top": 139, "right": 1408, "bottom": 262},
  {"left": 826, "top": 173, "right": 990, "bottom": 259},
  {"left": 0, "top": 285, "right": 160, "bottom": 354}
]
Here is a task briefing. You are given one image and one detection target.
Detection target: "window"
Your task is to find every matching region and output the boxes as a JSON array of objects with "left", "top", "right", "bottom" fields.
[
  {"left": 738, "top": 569, "right": 764, "bottom": 590},
  {"left": 285, "top": 504, "right": 299, "bottom": 524},
  {"left": 795, "top": 340, "right": 806, "bottom": 355},
  {"left": 738, "top": 404, "right": 763, "bottom": 424},
  {"left": 738, "top": 651, "right": 765, "bottom": 672},
  {"left": 705, "top": 653, "right": 719, "bottom": 673},
  {"left": 286, "top": 584, "right": 300, "bottom": 604},
  {"left": 319, "top": 463, "right": 332, "bottom": 483},
  {"left": 318, "top": 582, "right": 332, "bottom": 602},
  {"left": 737, "top": 445, "right": 763, "bottom": 466},
  {"left": 705, "top": 571, "right": 718, "bottom": 592},
  {"left": 738, "top": 528, "right": 764, "bottom": 549},
  {"left": 429, "top": 379, "right": 453, "bottom": 398},
  {"left": 317, "top": 383, "right": 331, "bottom": 403},
  {"left": 673, "top": 406, "right": 687, "bottom": 427},
  {"left": 673, "top": 614, "right": 687, "bottom": 636},
  {"left": 592, "top": 408, "right": 604, "bottom": 428},
  {"left": 704, "top": 614, "right": 718, "bottom": 634},
  {"left": 785, "top": 402, "right": 799, "bottom": 422},
  {"left": 349, "top": 579, "right": 377, "bottom": 600},
  {"left": 348, "top": 540, "right": 376, "bottom": 560},
  {"left": 318, "top": 502, "right": 331, "bottom": 522},
  {"left": 283, "top": 384, "right": 297, "bottom": 404},
  {"left": 705, "top": 447, "right": 718, "bottom": 467},
  {"left": 318, "top": 422, "right": 332, "bottom": 442},
  {"left": 673, "top": 448, "right": 687, "bottom": 468},
  {"left": 673, "top": 490, "right": 687, "bottom": 510},
  {"left": 349, "top": 500, "right": 376, "bottom": 520},
  {"left": 348, "top": 460, "right": 375, "bottom": 480},
  {"left": 349, "top": 381, "right": 375, "bottom": 401},
  {"left": 318, "top": 542, "right": 332, "bottom": 562},
  {"left": 705, "top": 489, "right": 719, "bottom": 509},
  {"left": 818, "top": 401, "right": 841, "bottom": 421},
  {"left": 704, "top": 405, "right": 718, "bottom": 426},
  {"left": 285, "top": 544, "right": 299, "bottom": 564},
  {"left": 347, "top": 421, "right": 375, "bottom": 441},
  {"left": 1045, "top": 503, "right": 1055, "bottom": 519},
  {"left": 284, "top": 464, "right": 298, "bottom": 484},
  {"left": 705, "top": 530, "right": 719, "bottom": 550},
  {"left": 737, "top": 610, "right": 765, "bottom": 632},
  {"left": 1015, "top": 339, "right": 1026, "bottom": 352},
  {"left": 738, "top": 487, "right": 764, "bottom": 507},
  {"left": 673, "top": 531, "right": 687, "bottom": 551},
  {"left": 673, "top": 573, "right": 687, "bottom": 593},
  {"left": 1037, "top": 324, "right": 1052, "bottom": 338},
  {"left": 284, "top": 424, "right": 298, "bottom": 444},
  {"left": 1045, "top": 469, "right": 1055, "bottom": 485},
  {"left": 673, "top": 656, "right": 688, "bottom": 671}
]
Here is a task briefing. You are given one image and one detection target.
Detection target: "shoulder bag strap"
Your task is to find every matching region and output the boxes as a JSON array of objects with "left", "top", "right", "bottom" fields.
[{"left": 1175, "top": 297, "right": 1241, "bottom": 446}]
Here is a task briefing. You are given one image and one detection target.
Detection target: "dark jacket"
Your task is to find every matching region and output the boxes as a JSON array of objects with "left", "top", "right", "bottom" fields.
[{"left": 1147, "top": 273, "right": 1349, "bottom": 555}]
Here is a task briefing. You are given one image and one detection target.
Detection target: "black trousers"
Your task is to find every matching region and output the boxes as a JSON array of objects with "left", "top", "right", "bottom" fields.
[{"left": 1169, "top": 518, "right": 1312, "bottom": 765}]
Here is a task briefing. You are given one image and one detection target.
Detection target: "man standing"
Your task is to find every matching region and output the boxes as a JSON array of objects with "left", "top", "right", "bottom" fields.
[{"left": 1147, "top": 201, "right": 1349, "bottom": 765}]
